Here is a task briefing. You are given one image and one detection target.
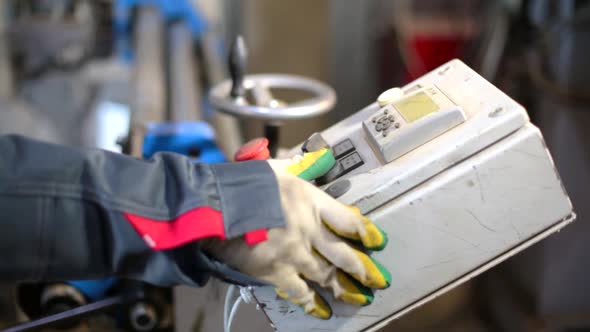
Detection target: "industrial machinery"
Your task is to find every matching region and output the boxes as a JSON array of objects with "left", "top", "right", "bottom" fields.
[
  {"left": 0, "top": 2, "right": 576, "bottom": 329},
  {"left": 210, "top": 59, "right": 574, "bottom": 331},
  {"left": 6, "top": 1, "right": 226, "bottom": 331}
]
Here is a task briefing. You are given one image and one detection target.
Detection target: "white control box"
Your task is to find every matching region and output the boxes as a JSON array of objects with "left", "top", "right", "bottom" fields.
[{"left": 253, "top": 60, "right": 574, "bottom": 332}]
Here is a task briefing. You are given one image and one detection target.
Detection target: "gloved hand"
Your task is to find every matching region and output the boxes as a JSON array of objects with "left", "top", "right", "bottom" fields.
[{"left": 201, "top": 148, "right": 390, "bottom": 319}]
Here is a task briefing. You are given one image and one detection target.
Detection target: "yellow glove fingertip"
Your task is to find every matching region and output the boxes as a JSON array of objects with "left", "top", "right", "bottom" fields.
[
  {"left": 347, "top": 206, "right": 389, "bottom": 250},
  {"left": 336, "top": 271, "right": 374, "bottom": 306},
  {"left": 307, "top": 293, "right": 332, "bottom": 320},
  {"left": 352, "top": 250, "right": 392, "bottom": 289},
  {"left": 275, "top": 288, "right": 290, "bottom": 300},
  {"left": 275, "top": 288, "right": 332, "bottom": 320},
  {"left": 360, "top": 218, "right": 389, "bottom": 251}
]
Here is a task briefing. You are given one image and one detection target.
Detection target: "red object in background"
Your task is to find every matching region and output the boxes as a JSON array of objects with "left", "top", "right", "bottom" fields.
[
  {"left": 234, "top": 137, "right": 270, "bottom": 161},
  {"left": 405, "top": 34, "right": 468, "bottom": 81}
]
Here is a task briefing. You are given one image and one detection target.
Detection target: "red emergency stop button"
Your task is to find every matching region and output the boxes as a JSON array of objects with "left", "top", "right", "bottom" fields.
[{"left": 234, "top": 137, "right": 270, "bottom": 161}]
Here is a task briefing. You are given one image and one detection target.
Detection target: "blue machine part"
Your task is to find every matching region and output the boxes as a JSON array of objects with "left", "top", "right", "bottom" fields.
[
  {"left": 142, "top": 122, "right": 226, "bottom": 162},
  {"left": 68, "top": 278, "right": 117, "bottom": 302},
  {"left": 114, "top": 0, "right": 207, "bottom": 62},
  {"left": 113, "top": 0, "right": 225, "bottom": 120}
]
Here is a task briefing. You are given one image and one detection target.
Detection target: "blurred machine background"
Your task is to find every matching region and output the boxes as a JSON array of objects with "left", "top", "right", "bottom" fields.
[{"left": 0, "top": 0, "right": 589, "bottom": 331}]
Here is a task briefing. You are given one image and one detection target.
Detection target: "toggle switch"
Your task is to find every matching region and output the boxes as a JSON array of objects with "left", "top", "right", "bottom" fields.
[
  {"left": 302, "top": 132, "right": 330, "bottom": 153},
  {"left": 316, "top": 151, "right": 364, "bottom": 185},
  {"left": 332, "top": 139, "right": 355, "bottom": 159}
]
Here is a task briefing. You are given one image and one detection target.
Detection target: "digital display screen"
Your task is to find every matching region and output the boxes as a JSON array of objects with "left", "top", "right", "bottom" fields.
[{"left": 394, "top": 92, "right": 439, "bottom": 123}]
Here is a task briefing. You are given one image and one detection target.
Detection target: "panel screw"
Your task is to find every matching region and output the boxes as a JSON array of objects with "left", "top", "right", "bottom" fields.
[
  {"left": 438, "top": 65, "right": 451, "bottom": 75},
  {"left": 489, "top": 107, "right": 505, "bottom": 118}
]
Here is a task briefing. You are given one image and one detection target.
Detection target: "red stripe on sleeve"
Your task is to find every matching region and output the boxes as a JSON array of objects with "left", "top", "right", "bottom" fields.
[
  {"left": 244, "top": 229, "right": 268, "bottom": 246},
  {"left": 124, "top": 207, "right": 225, "bottom": 250}
]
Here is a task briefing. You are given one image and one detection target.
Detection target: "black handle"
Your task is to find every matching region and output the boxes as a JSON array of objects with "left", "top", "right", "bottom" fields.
[
  {"left": 264, "top": 124, "right": 280, "bottom": 158},
  {"left": 228, "top": 35, "right": 247, "bottom": 98}
]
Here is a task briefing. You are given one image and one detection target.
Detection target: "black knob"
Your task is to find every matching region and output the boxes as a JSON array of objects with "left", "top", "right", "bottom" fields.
[{"left": 228, "top": 35, "right": 247, "bottom": 98}]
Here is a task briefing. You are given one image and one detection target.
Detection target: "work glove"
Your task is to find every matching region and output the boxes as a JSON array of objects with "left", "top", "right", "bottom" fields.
[{"left": 202, "top": 148, "right": 390, "bottom": 319}]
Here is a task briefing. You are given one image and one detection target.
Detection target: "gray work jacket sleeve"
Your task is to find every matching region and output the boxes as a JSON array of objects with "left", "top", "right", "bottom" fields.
[{"left": 0, "top": 135, "right": 284, "bottom": 287}]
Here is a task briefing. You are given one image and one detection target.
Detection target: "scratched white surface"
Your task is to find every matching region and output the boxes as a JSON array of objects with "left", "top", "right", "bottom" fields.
[
  {"left": 256, "top": 125, "right": 572, "bottom": 332},
  {"left": 255, "top": 60, "right": 574, "bottom": 331}
]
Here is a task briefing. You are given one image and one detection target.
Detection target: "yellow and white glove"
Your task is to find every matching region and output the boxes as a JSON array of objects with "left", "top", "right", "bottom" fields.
[{"left": 202, "top": 148, "right": 390, "bottom": 319}]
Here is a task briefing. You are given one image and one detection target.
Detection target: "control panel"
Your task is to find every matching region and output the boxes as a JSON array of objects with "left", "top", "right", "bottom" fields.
[
  {"left": 292, "top": 60, "right": 530, "bottom": 206},
  {"left": 256, "top": 59, "right": 573, "bottom": 332},
  {"left": 363, "top": 86, "right": 466, "bottom": 163},
  {"left": 306, "top": 84, "right": 466, "bottom": 186}
]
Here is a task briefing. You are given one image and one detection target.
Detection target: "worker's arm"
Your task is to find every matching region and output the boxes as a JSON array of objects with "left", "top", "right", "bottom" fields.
[
  {"left": 0, "top": 135, "right": 284, "bottom": 286},
  {"left": 0, "top": 134, "right": 392, "bottom": 319}
]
